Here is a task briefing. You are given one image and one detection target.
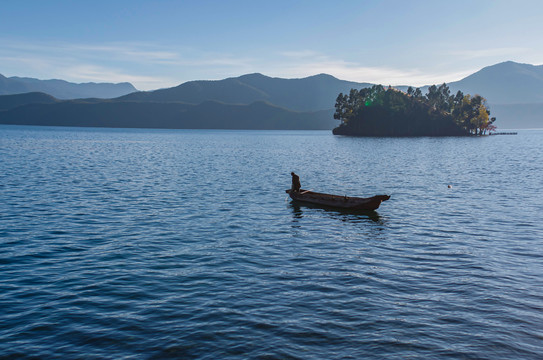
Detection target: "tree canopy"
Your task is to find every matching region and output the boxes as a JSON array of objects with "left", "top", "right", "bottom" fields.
[{"left": 333, "top": 84, "right": 496, "bottom": 136}]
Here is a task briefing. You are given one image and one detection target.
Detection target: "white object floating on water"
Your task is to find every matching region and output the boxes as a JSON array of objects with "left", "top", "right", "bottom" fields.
[{"left": 448, "top": 185, "right": 452, "bottom": 189}]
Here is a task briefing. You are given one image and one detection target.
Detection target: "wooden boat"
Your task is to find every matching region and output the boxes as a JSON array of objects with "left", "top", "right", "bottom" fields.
[{"left": 286, "top": 189, "right": 390, "bottom": 210}]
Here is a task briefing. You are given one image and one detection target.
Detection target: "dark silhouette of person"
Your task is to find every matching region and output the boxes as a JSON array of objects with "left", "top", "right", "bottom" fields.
[{"left": 291, "top": 172, "right": 301, "bottom": 192}]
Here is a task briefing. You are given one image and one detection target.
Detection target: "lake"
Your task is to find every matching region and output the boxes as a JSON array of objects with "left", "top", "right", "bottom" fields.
[{"left": 1, "top": 125, "right": 542, "bottom": 359}]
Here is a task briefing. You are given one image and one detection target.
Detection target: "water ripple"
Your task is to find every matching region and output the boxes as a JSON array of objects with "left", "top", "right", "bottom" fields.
[{"left": 1, "top": 127, "right": 542, "bottom": 359}]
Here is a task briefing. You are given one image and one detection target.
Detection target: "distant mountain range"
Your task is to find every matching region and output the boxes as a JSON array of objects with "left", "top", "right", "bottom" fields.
[
  {"left": 0, "top": 74, "right": 137, "bottom": 99},
  {"left": 448, "top": 61, "right": 543, "bottom": 105},
  {"left": 119, "top": 73, "right": 370, "bottom": 112},
  {"left": 0, "top": 61, "right": 542, "bottom": 129},
  {"left": 451, "top": 62, "right": 543, "bottom": 128},
  {"left": 0, "top": 92, "right": 58, "bottom": 111},
  {"left": 413, "top": 61, "right": 543, "bottom": 128},
  {"left": 0, "top": 73, "right": 366, "bottom": 130},
  {"left": 0, "top": 98, "right": 335, "bottom": 130}
]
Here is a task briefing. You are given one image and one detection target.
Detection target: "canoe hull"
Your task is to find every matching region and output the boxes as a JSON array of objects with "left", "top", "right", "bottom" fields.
[{"left": 286, "top": 189, "right": 390, "bottom": 210}]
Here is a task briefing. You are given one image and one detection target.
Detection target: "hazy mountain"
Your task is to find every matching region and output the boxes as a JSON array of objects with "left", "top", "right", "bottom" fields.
[
  {"left": 436, "top": 61, "right": 543, "bottom": 128},
  {"left": 445, "top": 61, "right": 543, "bottom": 105},
  {"left": 394, "top": 62, "right": 543, "bottom": 105},
  {"left": 0, "top": 74, "right": 138, "bottom": 99},
  {"left": 0, "top": 92, "right": 59, "bottom": 111},
  {"left": 119, "top": 73, "right": 371, "bottom": 112},
  {"left": 387, "top": 62, "right": 543, "bottom": 128},
  {"left": 1, "top": 61, "right": 543, "bottom": 130},
  {"left": 0, "top": 98, "right": 336, "bottom": 130}
]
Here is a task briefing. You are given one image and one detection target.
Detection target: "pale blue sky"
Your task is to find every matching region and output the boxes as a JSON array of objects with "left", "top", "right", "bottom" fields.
[{"left": 1, "top": 0, "right": 541, "bottom": 90}]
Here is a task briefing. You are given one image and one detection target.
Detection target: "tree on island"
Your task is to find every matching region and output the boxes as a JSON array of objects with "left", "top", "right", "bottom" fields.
[{"left": 333, "top": 83, "right": 496, "bottom": 136}]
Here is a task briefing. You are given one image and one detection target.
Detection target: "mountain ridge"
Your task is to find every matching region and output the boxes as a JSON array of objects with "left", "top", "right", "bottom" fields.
[
  {"left": 1, "top": 61, "right": 543, "bottom": 129},
  {"left": 0, "top": 97, "right": 335, "bottom": 130},
  {"left": 0, "top": 74, "right": 138, "bottom": 99},
  {"left": 119, "top": 73, "right": 370, "bottom": 112},
  {"left": 0, "top": 92, "right": 59, "bottom": 111},
  {"left": 448, "top": 61, "right": 543, "bottom": 105}
]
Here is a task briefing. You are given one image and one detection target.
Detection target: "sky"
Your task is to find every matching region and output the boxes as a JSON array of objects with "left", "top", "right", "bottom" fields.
[{"left": 1, "top": 0, "right": 542, "bottom": 91}]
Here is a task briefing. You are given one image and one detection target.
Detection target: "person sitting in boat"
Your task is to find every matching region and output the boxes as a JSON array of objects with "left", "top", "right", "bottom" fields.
[{"left": 291, "top": 172, "right": 301, "bottom": 192}]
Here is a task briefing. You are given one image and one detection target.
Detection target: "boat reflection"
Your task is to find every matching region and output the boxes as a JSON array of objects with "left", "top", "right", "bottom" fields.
[{"left": 289, "top": 201, "right": 383, "bottom": 223}]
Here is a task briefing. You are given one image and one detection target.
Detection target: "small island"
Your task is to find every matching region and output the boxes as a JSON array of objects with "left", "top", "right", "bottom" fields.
[{"left": 332, "top": 84, "right": 496, "bottom": 136}]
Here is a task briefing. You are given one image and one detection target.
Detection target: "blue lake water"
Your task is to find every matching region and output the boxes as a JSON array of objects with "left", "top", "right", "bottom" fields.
[{"left": 1, "top": 125, "right": 542, "bottom": 359}]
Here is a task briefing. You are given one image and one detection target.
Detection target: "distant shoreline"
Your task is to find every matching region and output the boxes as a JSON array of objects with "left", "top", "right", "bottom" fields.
[{"left": 1, "top": 123, "right": 541, "bottom": 133}]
